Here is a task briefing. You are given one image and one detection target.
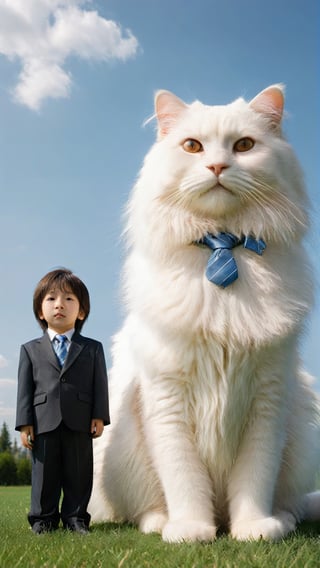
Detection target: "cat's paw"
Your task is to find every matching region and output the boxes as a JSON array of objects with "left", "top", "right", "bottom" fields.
[
  {"left": 138, "top": 511, "right": 168, "bottom": 534},
  {"left": 162, "top": 520, "right": 217, "bottom": 543},
  {"left": 231, "top": 512, "right": 296, "bottom": 541}
]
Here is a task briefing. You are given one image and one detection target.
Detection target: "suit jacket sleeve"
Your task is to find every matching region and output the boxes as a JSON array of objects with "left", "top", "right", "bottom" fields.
[
  {"left": 92, "top": 341, "right": 110, "bottom": 425},
  {"left": 15, "top": 345, "right": 35, "bottom": 430}
]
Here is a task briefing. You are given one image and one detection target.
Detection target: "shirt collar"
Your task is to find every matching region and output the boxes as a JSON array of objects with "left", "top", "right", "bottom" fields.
[{"left": 47, "top": 328, "right": 75, "bottom": 342}]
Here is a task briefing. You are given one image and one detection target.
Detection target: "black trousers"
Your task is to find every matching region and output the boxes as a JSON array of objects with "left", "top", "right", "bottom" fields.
[{"left": 28, "top": 422, "right": 93, "bottom": 528}]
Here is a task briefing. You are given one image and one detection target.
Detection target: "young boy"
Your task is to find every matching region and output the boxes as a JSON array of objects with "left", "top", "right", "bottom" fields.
[{"left": 15, "top": 268, "right": 110, "bottom": 535}]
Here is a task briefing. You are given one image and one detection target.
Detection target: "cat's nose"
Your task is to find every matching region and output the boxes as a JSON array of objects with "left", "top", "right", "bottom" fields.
[{"left": 207, "top": 163, "right": 229, "bottom": 177}]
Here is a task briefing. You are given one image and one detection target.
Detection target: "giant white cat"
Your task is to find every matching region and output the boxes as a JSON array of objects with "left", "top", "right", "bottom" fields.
[{"left": 89, "top": 85, "right": 320, "bottom": 542}]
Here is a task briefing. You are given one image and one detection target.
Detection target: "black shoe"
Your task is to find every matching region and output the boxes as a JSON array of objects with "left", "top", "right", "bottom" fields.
[
  {"left": 32, "top": 521, "right": 54, "bottom": 534},
  {"left": 64, "top": 520, "right": 89, "bottom": 535}
]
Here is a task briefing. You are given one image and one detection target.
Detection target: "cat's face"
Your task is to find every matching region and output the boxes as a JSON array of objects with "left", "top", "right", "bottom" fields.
[
  {"left": 157, "top": 99, "right": 281, "bottom": 219},
  {"left": 152, "top": 88, "right": 303, "bottom": 223}
]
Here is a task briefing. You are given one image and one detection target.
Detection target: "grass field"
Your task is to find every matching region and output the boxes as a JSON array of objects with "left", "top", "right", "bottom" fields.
[{"left": 1, "top": 487, "right": 320, "bottom": 568}]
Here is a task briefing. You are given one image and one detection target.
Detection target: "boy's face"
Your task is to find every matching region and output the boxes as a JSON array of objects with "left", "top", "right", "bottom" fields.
[{"left": 39, "top": 287, "right": 84, "bottom": 334}]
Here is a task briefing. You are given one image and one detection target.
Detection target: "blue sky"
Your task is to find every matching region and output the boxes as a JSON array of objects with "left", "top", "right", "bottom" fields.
[{"left": 0, "top": 0, "right": 319, "bottom": 442}]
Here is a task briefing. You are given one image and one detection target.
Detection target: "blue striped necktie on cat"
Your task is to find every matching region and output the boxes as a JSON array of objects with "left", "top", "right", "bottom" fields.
[
  {"left": 53, "top": 334, "right": 68, "bottom": 367},
  {"left": 199, "top": 232, "right": 266, "bottom": 288}
]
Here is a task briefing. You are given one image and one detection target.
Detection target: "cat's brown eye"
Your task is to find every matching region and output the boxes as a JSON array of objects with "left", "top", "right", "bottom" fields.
[
  {"left": 233, "top": 137, "right": 255, "bottom": 152},
  {"left": 182, "top": 139, "right": 203, "bottom": 153}
]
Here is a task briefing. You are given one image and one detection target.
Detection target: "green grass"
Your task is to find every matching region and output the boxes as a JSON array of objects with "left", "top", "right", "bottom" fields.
[{"left": 0, "top": 487, "right": 320, "bottom": 568}]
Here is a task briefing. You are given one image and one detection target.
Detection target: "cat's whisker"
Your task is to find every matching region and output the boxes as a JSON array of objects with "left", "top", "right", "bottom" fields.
[
  {"left": 157, "top": 178, "right": 206, "bottom": 209},
  {"left": 252, "top": 183, "right": 306, "bottom": 229},
  {"left": 156, "top": 188, "right": 184, "bottom": 207},
  {"left": 233, "top": 176, "right": 307, "bottom": 234}
]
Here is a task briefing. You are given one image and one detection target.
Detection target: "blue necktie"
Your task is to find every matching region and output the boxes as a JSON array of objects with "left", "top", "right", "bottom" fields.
[
  {"left": 53, "top": 334, "right": 68, "bottom": 367},
  {"left": 199, "top": 232, "right": 266, "bottom": 288}
]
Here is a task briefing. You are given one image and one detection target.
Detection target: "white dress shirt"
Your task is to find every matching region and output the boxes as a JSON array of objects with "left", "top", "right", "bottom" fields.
[{"left": 47, "top": 328, "right": 74, "bottom": 352}]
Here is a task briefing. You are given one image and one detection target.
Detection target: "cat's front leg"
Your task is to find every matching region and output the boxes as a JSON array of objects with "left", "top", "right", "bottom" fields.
[
  {"left": 231, "top": 511, "right": 296, "bottom": 541},
  {"left": 228, "top": 386, "right": 296, "bottom": 541},
  {"left": 143, "top": 376, "right": 216, "bottom": 543}
]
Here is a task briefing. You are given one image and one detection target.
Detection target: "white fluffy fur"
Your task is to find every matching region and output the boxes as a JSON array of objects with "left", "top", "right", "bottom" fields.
[{"left": 89, "top": 86, "right": 320, "bottom": 541}]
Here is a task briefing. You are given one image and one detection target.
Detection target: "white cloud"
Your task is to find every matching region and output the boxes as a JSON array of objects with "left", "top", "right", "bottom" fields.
[
  {"left": 0, "top": 0, "right": 139, "bottom": 110},
  {"left": 14, "top": 59, "right": 72, "bottom": 109},
  {"left": 0, "top": 355, "right": 9, "bottom": 368},
  {"left": 0, "top": 379, "right": 18, "bottom": 441},
  {"left": 0, "top": 378, "right": 16, "bottom": 386},
  {"left": 0, "top": 404, "right": 17, "bottom": 443},
  {"left": 0, "top": 405, "right": 15, "bottom": 417}
]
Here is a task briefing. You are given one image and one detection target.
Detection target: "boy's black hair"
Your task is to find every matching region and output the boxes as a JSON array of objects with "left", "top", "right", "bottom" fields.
[{"left": 33, "top": 268, "right": 90, "bottom": 332}]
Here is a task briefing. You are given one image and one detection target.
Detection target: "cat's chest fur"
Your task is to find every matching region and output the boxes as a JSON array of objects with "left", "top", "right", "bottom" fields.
[{"left": 126, "top": 237, "right": 312, "bottom": 350}]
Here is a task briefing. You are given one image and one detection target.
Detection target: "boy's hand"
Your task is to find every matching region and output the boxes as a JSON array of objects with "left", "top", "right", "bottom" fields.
[
  {"left": 20, "top": 425, "right": 34, "bottom": 450},
  {"left": 91, "top": 419, "right": 104, "bottom": 438}
]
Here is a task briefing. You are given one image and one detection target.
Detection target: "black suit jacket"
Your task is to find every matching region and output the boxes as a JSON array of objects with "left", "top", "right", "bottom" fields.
[{"left": 15, "top": 332, "right": 110, "bottom": 435}]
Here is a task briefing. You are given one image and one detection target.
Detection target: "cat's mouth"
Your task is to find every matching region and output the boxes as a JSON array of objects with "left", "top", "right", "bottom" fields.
[{"left": 203, "top": 182, "right": 233, "bottom": 195}]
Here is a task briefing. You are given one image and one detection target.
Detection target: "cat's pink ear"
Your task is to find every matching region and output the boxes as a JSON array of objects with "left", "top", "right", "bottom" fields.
[
  {"left": 250, "top": 84, "right": 284, "bottom": 126},
  {"left": 155, "top": 91, "right": 188, "bottom": 137}
]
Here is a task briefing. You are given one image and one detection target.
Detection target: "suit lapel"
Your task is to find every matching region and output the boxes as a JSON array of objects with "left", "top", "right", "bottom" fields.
[
  {"left": 62, "top": 333, "right": 85, "bottom": 373},
  {"left": 39, "top": 333, "right": 61, "bottom": 372}
]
